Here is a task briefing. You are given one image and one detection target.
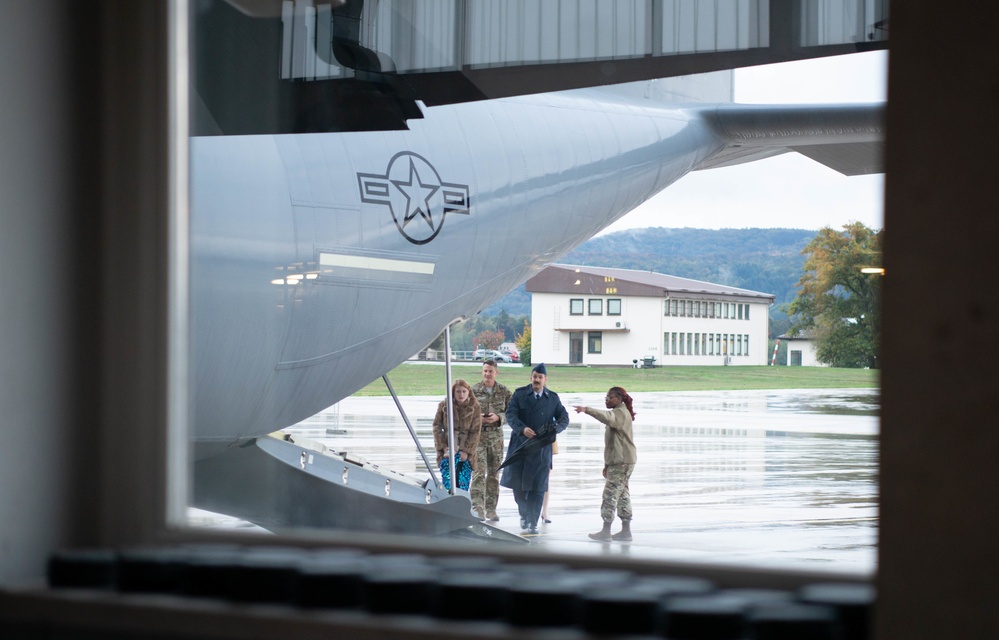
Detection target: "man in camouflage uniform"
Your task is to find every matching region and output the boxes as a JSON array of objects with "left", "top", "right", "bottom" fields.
[{"left": 470, "top": 359, "right": 512, "bottom": 521}]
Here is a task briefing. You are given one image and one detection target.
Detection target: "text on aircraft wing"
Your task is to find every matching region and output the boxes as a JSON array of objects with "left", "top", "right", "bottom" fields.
[{"left": 695, "top": 103, "right": 886, "bottom": 176}]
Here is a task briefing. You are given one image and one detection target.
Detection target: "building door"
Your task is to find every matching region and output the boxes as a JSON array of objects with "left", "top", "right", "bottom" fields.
[
  {"left": 569, "top": 332, "right": 583, "bottom": 364},
  {"left": 790, "top": 350, "right": 802, "bottom": 366}
]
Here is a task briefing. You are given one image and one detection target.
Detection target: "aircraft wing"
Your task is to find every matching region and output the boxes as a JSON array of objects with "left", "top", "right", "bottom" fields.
[{"left": 696, "top": 103, "right": 885, "bottom": 176}]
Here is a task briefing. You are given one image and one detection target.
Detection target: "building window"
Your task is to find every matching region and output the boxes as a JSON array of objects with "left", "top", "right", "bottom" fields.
[
  {"left": 588, "top": 299, "right": 603, "bottom": 315},
  {"left": 608, "top": 299, "right": 621, "bottom": 315},
  {"left": 687, "top": 333, "right": 693, "bottom": 355},
  {"left": 570, "top": 298, "right": 583, "bottom": 315},
  {"left": 709, "top": 333, "right": 714, "bottom": 355},
  {"left": 738, "top": 304, "right": 744, "bottom": 320},
  {"left": 671, "top": 332, "right": 677, "bottom": 355},
  {"left": 737, "top": 334, "right": 743, "bottom": 355},
  {"left": 744, "top": 334, "right": 750, "bottom": 356},
  {"left": 588, "top": 331, "right": 602, "bottom": 353},
  {"left": 678, "top": 332, "right": 685, "bottom": 355},
  {"left": 694, "top": 333, "right": 700, "bottom": 355},
  {"left": 686, "top": 300, "right": 693, "bottom": 317},
  {"left": 702, "top": 333, "right": 707, "bottom": 355},
  {"left": 745, "top": 305, "right": 750, "bottom": 320},
  {"left": 671, "top": 299, "right": 678, "bottom": 316},
  {"left": 694, "top": 301, "right": 701, "bottom": 317}
]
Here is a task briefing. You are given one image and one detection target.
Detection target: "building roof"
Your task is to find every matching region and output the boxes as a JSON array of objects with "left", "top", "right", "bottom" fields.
[
  {"left": 525, "top": 264, "right": 775, "bottom": 303},
  {"left": 778, "top": 331, "right": 816, "bottom": 341}
]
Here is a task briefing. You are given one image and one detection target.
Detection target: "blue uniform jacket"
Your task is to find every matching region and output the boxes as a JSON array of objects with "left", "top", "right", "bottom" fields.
[{"left": 500, "top": 385, "right": 569, "bottom": 492}]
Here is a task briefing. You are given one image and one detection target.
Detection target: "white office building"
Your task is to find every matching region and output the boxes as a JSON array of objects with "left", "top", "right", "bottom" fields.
[{"left": 527, "top": 264, "right": 774, "bottom": 367}]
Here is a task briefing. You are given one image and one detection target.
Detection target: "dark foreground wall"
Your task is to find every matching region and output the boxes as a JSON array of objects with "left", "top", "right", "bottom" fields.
[{"left": 877, "top": 3, "right": 999, "bottom": 637}]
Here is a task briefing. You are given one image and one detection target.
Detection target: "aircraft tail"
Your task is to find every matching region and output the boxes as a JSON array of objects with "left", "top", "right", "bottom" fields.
[{"left": 696, "top": 102, "right": 885, "bottom": 176}]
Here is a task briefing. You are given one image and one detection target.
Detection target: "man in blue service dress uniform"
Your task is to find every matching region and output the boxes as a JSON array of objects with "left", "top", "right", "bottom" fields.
[{"left": 501, "top": 363, "right": 569, "bottom": 534}]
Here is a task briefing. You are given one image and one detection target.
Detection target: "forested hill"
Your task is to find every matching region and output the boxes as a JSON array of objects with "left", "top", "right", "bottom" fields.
[{"left": 482, "top": 227, "right": 816, "bottom": 322}]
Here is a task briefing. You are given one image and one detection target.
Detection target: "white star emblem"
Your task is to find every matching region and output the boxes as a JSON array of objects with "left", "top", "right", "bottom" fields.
[
  {"left": 357, "top": 151, "right": 471, "bottom": 245},
  {"left": 392, "top": 158, "right": 440, "bottom": 232}
]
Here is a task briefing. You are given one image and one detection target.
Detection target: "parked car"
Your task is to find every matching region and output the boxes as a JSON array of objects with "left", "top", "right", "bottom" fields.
[
  {"left": 473, "top": 349, "right": 513, "bottom": 363},
  {"left": 500, "top": 349, "right": 520, "bottom": 362}
]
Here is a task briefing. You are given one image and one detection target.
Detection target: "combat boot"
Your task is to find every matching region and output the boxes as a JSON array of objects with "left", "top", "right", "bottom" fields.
[
  {"left": 588, "top": 522, "right": 613, "bottom": 541},
  {"left": 611, "top": 520, "right": 633, "bottom": 541}
]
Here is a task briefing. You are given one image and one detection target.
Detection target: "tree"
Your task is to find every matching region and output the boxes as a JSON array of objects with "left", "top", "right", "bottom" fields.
[
  {"left": 472, "top": 329, "right": 505, "bottom": 350},
  {"left": 785, "top": 222, "right": 881, "bottom": 368},
  {"left": 515, "top": 320, "right": 532, "bottom": 366}
]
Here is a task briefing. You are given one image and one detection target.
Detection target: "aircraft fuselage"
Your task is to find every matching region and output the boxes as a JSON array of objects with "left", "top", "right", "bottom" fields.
[{"left": 190, "top": 89, "right": 722, "bottom": 455}]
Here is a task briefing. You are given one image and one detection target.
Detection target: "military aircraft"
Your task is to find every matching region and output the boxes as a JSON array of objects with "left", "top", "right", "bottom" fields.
[
  {"left": 186, "top": 1, "right": 884, "bottom": 535},
  {"left": 188, "top": 75, "right": 883, "bottom": 536}
]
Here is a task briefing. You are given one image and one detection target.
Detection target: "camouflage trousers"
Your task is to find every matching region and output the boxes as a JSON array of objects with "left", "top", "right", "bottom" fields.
[
  {"left": 600, "top": 463, "right": 635, "bottom": 523},
  {"left": 470, "top": 428, "right": 504, "bottom": 513}
]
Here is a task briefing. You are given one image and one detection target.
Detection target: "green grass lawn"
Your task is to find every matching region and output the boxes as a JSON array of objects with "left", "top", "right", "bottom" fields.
[{"left": 356, "top": 363, "right": 879, "bottom": 396}]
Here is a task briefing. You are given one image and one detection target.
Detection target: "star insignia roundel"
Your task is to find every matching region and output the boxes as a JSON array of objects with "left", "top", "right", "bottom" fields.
[{"left": 357, "top": 151, "right": 471, "bottom": 245}]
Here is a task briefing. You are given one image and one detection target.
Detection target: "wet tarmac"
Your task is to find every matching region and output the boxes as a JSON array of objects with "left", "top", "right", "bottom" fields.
[{"left": 278, "top": 388, "right": 879, "bottom": 575}]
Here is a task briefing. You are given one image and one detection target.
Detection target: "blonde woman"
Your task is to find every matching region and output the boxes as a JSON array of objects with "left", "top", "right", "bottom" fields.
[{"left": 433, "top": 379, "right": 483, "bottom": 491}]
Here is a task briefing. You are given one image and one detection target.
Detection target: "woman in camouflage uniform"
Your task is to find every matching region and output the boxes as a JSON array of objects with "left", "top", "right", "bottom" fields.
[{"left": 574, "top": 386, "right": 637, "bottom": 541}]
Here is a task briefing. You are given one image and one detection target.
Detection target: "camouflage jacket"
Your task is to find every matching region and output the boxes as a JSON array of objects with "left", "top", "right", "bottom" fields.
[{"left": 471, "top": 381, "right": 512, "bottom": 429}]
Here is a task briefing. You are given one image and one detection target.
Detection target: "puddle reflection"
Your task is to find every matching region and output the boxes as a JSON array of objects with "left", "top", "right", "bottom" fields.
[{"left": 286, "top": 388, "right": 878, "bottom": 572}]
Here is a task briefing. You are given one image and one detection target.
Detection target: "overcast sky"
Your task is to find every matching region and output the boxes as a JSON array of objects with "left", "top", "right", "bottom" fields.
[{"left": 599, "top": 50, "right": 888, "bottom": 236}]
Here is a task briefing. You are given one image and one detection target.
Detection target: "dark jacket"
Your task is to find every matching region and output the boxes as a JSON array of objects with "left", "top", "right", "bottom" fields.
[{"left": 500, "top": 385, "right": 569, "bottom": 492}]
